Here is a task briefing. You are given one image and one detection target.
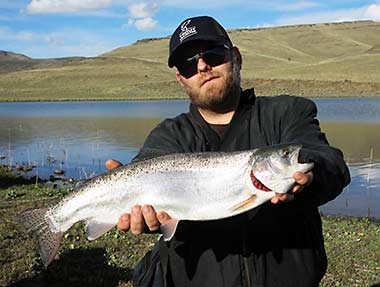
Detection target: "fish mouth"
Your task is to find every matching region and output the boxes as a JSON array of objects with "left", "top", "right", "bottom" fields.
[{"left": 250, "top": 170, "right": 272, "bottom": 192}]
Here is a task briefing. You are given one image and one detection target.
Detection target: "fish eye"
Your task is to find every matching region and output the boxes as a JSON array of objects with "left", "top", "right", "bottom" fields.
[{"left": 281, "top": 150, "right": 290, "bottom": 158}]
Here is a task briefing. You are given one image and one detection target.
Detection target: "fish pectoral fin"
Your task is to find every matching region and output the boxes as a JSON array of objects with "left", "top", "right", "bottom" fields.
[
  {"left": 160, "top": 218, "right": 179, "bottom": 242},
  {"left": 85, "top": 221, "right": 115, "bottom": 241},
  {"left": 230, "top": 195, "right": 257, "bottom": 213}
]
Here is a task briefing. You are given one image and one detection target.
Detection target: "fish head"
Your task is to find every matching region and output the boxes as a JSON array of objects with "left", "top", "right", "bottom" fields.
[{"left": 250, "top": 144, "right": 314, "bottom": 194}]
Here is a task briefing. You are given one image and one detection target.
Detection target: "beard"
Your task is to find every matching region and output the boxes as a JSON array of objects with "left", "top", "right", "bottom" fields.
[{"left": 185, "top": 60, "right": 241, "bottom": 113}]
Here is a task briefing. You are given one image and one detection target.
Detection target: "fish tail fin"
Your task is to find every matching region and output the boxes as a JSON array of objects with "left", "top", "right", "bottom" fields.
[{"left": 14, "top": 208, "right": 63, "bottom": 267}]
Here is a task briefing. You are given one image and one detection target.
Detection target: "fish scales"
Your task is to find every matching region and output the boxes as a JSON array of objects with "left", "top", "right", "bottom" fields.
[
  {"left": 15, "top": 144, "right": 314, "bottom": 267},
  {"left": 48, "top": 150, "right": 254, "bottom": 231}
]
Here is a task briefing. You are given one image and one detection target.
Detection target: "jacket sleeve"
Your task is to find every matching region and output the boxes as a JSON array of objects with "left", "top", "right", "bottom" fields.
[{"left": 279, "top": 96, "right": 350, "bottom": 207}]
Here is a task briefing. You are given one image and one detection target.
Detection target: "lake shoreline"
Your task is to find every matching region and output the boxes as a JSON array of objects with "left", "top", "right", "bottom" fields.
[
  {"left": 1, "top": 78, "right": 380, "bottom": 102},
  {"left": 1, "top": 93, "right": 379, "bottom": 103}
]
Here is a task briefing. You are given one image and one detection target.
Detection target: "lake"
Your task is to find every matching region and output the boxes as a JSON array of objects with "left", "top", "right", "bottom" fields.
[{"left": 0, "top": 98, "right": 380, "bottom": 218}]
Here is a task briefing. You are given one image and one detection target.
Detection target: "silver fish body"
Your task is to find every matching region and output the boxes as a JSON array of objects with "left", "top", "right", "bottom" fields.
[{"left": 15, "top": 144, "right": 313, "bottom": 267}]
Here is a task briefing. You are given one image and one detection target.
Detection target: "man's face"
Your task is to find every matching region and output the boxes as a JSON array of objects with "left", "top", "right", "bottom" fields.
[{"left": 174, "top": 42, "right": 241, "bottom": 113}]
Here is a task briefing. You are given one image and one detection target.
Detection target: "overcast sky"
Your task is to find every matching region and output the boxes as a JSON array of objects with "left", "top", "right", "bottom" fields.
[{"left": 1, "top": 0, "right": 380, "bottom": 58}]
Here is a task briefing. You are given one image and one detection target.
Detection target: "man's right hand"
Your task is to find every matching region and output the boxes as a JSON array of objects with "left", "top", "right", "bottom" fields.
[
  {"left": 105, "top": 159, "right": 172, "bottom": 234},
  {"left": 118, "top": 205, "right": 172, "bottom": 234}
]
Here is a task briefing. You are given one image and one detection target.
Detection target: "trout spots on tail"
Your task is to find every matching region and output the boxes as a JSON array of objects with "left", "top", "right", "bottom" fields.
[{"left": 14, "top": 208, "right": 63, "bottom": 267}]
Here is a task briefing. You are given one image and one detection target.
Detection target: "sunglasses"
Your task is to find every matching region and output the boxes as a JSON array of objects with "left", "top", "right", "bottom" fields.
[{"left": 176, "top": 45, "right": 231, "bottom": 78}]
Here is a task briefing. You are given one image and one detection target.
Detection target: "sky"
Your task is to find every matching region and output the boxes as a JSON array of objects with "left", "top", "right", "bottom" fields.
[{"left": 1, "top": 0, "right": 380, "bottom": 58}]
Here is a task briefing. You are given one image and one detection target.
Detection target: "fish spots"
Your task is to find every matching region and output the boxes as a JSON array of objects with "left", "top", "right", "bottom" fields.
[{"left": 250, "top": 170, "right": 272, "bottom": 192}]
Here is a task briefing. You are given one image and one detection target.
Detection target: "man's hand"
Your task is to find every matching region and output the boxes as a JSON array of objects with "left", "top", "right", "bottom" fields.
[
  {"left": 270, "top": 171, "right": 313, "bottom": 204},
  {"left": 105, "top": 159, "right": 123, "bottom": 171},
  {"left": 105, "top": 159, "right": 172, "bottom": 234},
  {"left": 118, "top": 205, "right": 172, "bottom": 234}
]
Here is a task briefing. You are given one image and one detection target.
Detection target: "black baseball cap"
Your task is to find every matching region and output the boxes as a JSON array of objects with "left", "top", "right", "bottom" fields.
[{"left": 168, "top": 16, "right": 233, "bottom": 68}]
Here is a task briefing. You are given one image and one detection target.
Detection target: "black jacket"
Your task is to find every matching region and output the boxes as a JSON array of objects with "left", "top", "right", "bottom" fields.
[{"left": 134, "top": 89, "right": 350, "bottom": 287}]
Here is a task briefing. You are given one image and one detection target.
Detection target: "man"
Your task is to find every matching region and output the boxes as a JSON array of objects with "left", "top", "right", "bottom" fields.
[{"left": 107, "top": 16, "right": 350, "bottom": 287}]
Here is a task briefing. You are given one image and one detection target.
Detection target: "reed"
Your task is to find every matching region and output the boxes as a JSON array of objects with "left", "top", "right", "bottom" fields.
[{"left": 7, "top": 128, "right": 12, "bottom": 169}]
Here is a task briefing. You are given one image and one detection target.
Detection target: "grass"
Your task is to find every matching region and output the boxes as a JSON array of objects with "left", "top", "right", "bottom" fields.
[
  {"left": 0, "top": 166, "right": 379, "bottom": 287},
  {"left": 1, "top": 21, "right": 380, "bottom": 101},
  {"left": 321, "top": 216, "right": 380, "bottom": 287}
]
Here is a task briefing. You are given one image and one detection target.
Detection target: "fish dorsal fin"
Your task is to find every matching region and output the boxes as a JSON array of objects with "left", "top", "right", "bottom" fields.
[
  {"left": 160, "top": 218, "right": 179, "bottom": 241},
  {"left": 230, "top": 195, "right": 257, "bottom": 213},
  {"left": 85, "top": 221, "right": 115, "bottom": 241}
]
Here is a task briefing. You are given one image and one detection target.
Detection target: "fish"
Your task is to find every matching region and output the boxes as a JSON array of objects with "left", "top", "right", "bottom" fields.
[{"left": 15, "top": 144, "right": 313, "bottom": 267}]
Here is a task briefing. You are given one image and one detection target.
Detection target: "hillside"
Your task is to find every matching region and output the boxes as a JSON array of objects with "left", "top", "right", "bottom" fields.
[
  {"left": 0, "top": 21, "right": 380, "bottom": 101},
  {"left": 0, "top": 50, "right": 87, "bottom": 75}
]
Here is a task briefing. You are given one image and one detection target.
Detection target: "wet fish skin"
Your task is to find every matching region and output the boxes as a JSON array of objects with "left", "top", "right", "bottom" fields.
[{"left": 15, "top": 144, "right": 313, "bottom": 267}]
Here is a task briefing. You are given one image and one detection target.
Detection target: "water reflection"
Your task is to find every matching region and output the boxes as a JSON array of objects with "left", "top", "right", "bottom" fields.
[
  {"left": 0, "top": 99, "right": 379, "bottom": 218},
  {"left": 321, "top": 122, "right": 380, "bottom": 163},
  {"left": 322, "top": 162, "right": 380, "bottom": 218},
  {"left": 0, "top": 117, "right": 161, "bottom": 179}
]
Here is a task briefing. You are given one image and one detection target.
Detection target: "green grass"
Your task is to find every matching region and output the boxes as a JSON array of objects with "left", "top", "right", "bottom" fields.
[
  {"left": 322, "top": 216, "right": 380, "bottom": 287},
  {"left": 1, "top": 167, "right": 379, "bottom": 287},
  {"left": 1, "top": 21, "right": 380, "bottom": 101}
]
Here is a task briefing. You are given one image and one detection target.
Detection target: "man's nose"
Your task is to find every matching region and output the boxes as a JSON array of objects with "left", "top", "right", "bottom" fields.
[{"left": 197, "top": 57, "right": 211, "bottom": 73}]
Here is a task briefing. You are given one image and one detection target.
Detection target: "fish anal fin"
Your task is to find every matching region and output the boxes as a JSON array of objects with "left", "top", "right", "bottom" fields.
[
  {"left": 85, "top": 221, "right": 115, "bottom": 241},
  {"left": 230, "top": 195, "right": 257, "bottom": 213},
  {"left": 160, "top": 218, "right": 179, "bottom": 241},
  {"left": 14, "top": 208, "right": 63, "bottom": 267}
]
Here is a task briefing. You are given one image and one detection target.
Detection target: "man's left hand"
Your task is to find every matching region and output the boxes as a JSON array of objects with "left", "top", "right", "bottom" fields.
[{"left": 270, "top": 171, "right": 313, "bottom": 204}]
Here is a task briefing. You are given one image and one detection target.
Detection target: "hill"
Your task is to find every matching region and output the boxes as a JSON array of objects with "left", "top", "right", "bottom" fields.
[
  {"left": 0, "top": 50, "right": 86, "bottom": 75},
  {"left": 0, "top": 21, "right": 380, "bottom": 101}
]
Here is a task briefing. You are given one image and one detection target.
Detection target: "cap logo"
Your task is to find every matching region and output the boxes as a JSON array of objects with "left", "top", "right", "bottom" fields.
[{"left": 179, "top": 20, "right": 197, "bottom": 42}]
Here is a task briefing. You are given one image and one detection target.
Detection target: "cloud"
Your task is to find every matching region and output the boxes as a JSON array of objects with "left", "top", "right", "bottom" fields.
[
  {"left": 0, "top": 26, "right": 123, "bottom": 58},
  {"left": 0, "top": 27, "right": 39, "bottom": 42},
  {"left": 134, "top": 17, "right": 157, "bottom": 30},
  {"left": 124, "top": 1, "right": 159, "bottom": 31},
  {"left": 26, "top": 0, "right": 113, "bottom": 14},
  {"left": 365, "top": 4, "right": 380, "bottom": 20},
  {"left": 128, "top": 2, "right": 158, "bottom": 18},
  {"left": 275, "top": 4, "right": 380, "bottom": 25}
]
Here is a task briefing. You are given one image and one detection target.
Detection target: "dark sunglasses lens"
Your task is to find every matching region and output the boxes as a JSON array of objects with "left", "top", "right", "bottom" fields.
[
  {"left": 177, "top": 46, "right": 229, "bottom": 78},
  {"left": 177, "top": 59, "right": 198, "bottom": 78},
  {"left": 203, "top": 52, "right": 227, "bottom": 67}
]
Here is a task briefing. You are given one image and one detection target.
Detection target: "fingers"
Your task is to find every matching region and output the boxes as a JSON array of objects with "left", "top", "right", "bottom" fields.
[
  {"left": 130, "top": 205, "right": 146, "bottom": 234},
  {"left": 271, "top": 171, "right": 314, "bottom": 204},
  {"left": 290, "top": 171, "right": 313, "bottom": 193},
  {"left": 117, "top": 205, "right": 171, "bottom": 235},
  {"left": 157, "top": 210, "right": 172, "bottom": 225},
  {"left": 271, "top": 193, "right": 294, "bottom": 204},
  {"left": 293, "top": 171, "right": 313, "bottom": 186},
  {"left": 105, "top": 159, "right": 122, "bottom": 171},
  {"left": 141, "top": 205, "right": 161, "bottom": 232},
  {"left": 117, "top": 213, "right": 131, "bottom": 231}
]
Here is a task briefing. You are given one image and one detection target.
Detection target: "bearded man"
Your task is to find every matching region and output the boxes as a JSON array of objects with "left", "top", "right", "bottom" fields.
[{"left": 107, "top": 16, "right": 350, "bottom": 287}]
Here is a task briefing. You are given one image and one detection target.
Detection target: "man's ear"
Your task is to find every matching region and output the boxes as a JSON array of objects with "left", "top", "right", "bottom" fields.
[
  {"left": 175, "top": 70, "right": 185, "bottom": 87},
  {"left": 233, "top": 46, "right": 242, "bottom": 68}
]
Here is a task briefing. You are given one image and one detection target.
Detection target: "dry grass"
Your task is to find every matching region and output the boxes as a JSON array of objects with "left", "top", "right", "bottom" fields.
[{"left": 0, "top": 21, "right": 380, "bottom": 101}]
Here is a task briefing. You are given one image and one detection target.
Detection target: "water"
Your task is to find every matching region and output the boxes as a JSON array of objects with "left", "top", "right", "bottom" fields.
[{"left": 0, "top": 98, "right": 379, "bottom": 218}]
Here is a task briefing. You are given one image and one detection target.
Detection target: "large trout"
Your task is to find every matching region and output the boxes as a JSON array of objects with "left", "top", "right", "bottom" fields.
[{"left": 15, "top": 144, "right": 313, "bottom": 267}]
